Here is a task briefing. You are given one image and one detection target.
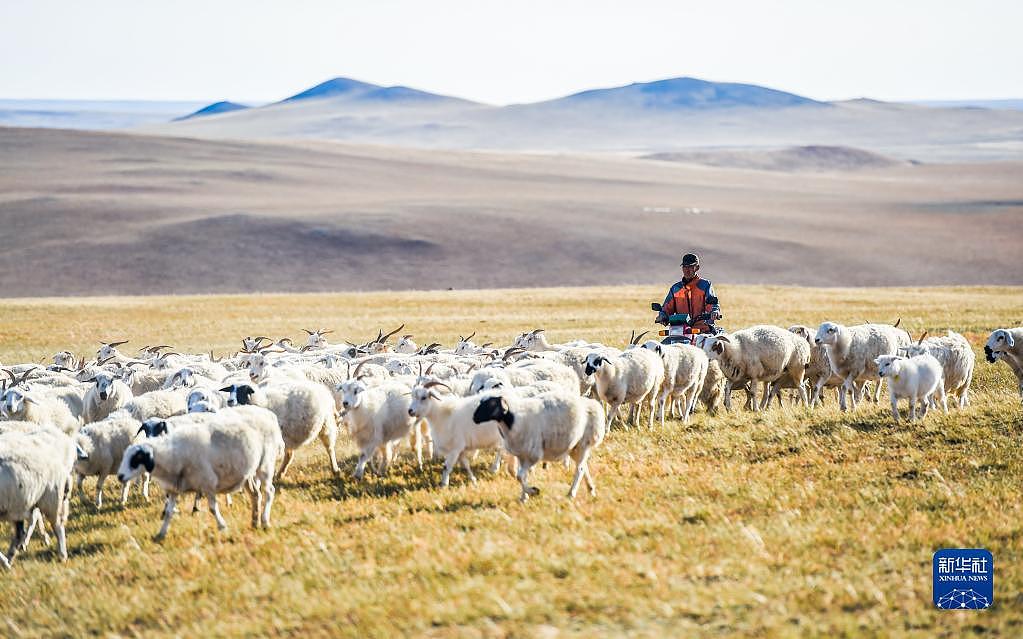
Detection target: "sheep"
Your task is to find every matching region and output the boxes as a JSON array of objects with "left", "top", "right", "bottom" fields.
[
  {"left": 985, "top": 328, "right": 1023, "bottom": 402},
  {"left": 0, "top": 424, "right": 77, "bottom": 567},
  {"left": 640, "top": 340, "right": 709, "bottom": 423},
  {"left": 395, "top": 334, "right": 419, "bottom": 354},
  {"left": 902, "top": 330, "right": 975, "bottom": 408},
  {"left": 161, "top": 367, "right": 219, "bottom": 391},
  {"left": 468, "top": 356, "right": 580, "bottom": 396},
  {"left": 699, "top": 360, "right": 726, "bottom": 414},
  {"left": 584, "top": 348, "right": 664, "bottom": 428},
  {"left": 471, "top": 391, "right": 605, "bottom": 502},
  {"left": 337, "top": 376, "right": 415, "bottom": 480},
  {"left": 117, "top": 406, "right": 283, "bottom": 541},
  {"left": 815, "top": 322, "right": 910, "bottom": 411},
  {"left": 220, "top": 380, "right": 340, "bottom": 479},
  {"left": 701, "top": 326, "right": 810, "bottom": 412},
  {"left": 73, "top": 410, "right": 147, "bottom": 507},
  {"left": 1, "top": 371, "right": 84, "bottom": 435},
  {"left": 82, "top": 371, "right": 134, "bottom": 423},
  {"left": 875, "top": 353, "right": 947, "bottom": 422},
  {"left": 122, "top": 389, "right": 188, "bottom": 422},
  {"left": 407, "top": 381, "right": 507, "bottom": 486}
]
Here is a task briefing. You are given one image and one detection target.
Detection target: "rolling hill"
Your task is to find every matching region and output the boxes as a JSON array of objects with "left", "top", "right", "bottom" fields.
[{"left": 1, "top": 126, "right": 1020, "bottom": 297}]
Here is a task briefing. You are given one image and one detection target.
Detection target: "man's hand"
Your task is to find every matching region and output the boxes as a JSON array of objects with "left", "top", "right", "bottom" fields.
[{"left": 655, "top": 312, "right": 668, "bottom": 325}]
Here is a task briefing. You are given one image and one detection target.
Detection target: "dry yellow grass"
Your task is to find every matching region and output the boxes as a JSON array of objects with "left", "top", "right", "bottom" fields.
[{"left": 1, "top": 285, "right": 1021, "bottom": 637}]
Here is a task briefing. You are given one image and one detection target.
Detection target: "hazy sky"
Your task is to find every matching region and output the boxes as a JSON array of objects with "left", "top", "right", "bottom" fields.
[{"left": 2, "top": 1, "right": 1020, "bottom": 104}]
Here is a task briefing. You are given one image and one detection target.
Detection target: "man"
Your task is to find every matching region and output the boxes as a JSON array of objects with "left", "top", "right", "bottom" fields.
[{"left": 656, "top": 253, "right": 721, "bottom": 334}]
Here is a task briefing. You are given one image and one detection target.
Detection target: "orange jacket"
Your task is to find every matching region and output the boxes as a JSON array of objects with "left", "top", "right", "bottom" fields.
[{"left": 660, "top": 277, "right": 720, "bottom": 333}]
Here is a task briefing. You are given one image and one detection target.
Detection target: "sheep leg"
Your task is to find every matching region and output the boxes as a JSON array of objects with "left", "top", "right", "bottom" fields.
[
  {"left": 6, "top": 521, "right": 26, "bottom": 562},
  {"left": 245, "top": 480, "right": 260, "bottom": 528},
  {"left": 277, "top": 449, "right": 296, "bottom": 480},
  {"left": 489, "top": 451, "right": 502, "bottom": 474},
  {"left": 95, "top": 475, "right": 106, "bottom": 509},
  {"left": 317, "top": 426, "right": 341, "bottom": 476},
  {"left": 568, "top": 448, "right": 592, "bottom": 499},
  {"left": 909, "top": 394, "right": 917, "bottom": 422},
  {"left": 796, "top": 383, "right": 809, "bottom": 409},
  {"left": 261, "top": 479, "right": 275, "bottom": 528},
  {"left": 517, "top": 461, "right": 539, "bottom": 502},
  {"left": 937, "top": 386, "right": 949, "bottom": 414},
  {"left": 749, "top": 380, "right": 759, "bottom": 412},
  {"left": 192, "top": 493, "right": 202, "bottom": 514},
  {"left": 0, "top": 549, "right": 9, "bottom": 570},
  {"left": 76, "top": 473, "right": 87, "bottom": 503},
  {"left": 120, "top": 478, "right": 131, "bottom": 506},
  {"left": 20, "top": 509, "right": 49, "bottom": 552},
  {"left": 353, "top": 451, "right": 372, "bottom": 480},
  {"left": 441, "top": 450, "right": 460, "bottom": 487},
  {"left": 208, "top": 493, "right": 228, "bottom": 531},
  {"left": 607, "top": 402, "right": 623, "bottom": 430},
  {"left": 155, "top": 494, "right": 178, "bottom": 541},
  {"left": 723, "top": 381, "right": 733, "bottom": 412},
  {"left": 142, "top": 472, "right": 151, "bottom": 501},
  {"left": 890, "top": 393, "right": 900, "bottom": 423},
  {"left": 414, "top": 421, "right": 424, "bottom": 471},
  {"left": 460, "top": 454, "right": 478, "bottom": 484}
]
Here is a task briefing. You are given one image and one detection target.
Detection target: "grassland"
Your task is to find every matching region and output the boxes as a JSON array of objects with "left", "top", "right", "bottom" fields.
[{"left": 0, "top": 284, "right": 1021, "bottom": 637}]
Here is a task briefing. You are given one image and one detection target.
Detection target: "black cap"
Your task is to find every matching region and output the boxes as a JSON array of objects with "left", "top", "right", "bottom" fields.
[{"left": 680, "top": 253, "right": 700, "bottom": 267}]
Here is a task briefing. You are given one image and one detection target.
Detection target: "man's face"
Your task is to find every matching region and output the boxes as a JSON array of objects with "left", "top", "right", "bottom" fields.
[{"left": 681, "top": 264, "right": 698, "bottom": 280}]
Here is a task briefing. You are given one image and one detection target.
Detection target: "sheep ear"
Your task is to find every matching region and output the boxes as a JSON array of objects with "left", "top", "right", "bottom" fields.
[
  {"left": 1005, "top": 332, "right": 1016, "bottom": 348},
  {"left": 76, "top": 445, "right": 89, "bottom": 461},
  {"left": 716, "top": 335, "right": 731, "bottom": 343},
  {"left": 219, "top": 386, "right": 233, "bottom": 393}
]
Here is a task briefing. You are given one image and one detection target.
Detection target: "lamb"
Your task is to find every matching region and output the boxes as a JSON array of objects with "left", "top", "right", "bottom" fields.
[
  {"left": 122, "top": 389, "right": 188, "bottom": 422},
  {"left": 985, "top": 328, "right": 1023, "bottom": 402},
  {"left": 408, "top": 381, "right": 507, "bottom": 486},
  {"left": 471, "top": 391, "right": 605, "bottom": 502},
  {"left": 699, "top": 360, "right": 726, "bottom": 414},
  {"left": 640, "top": 340, "right": 709, "bottom": 423},
  {"left": 815, "top": 322, "right": 910, "bottom": 411},
  {"left": 82, "top": 371, "right": 134, "bottom": 423},
  {"left": 220, "top": 380, "right": 340, "bottom": 479},
  {"left": 902, "top": 330, "right": 975, "bottom": 408},
  {"left": 73, "top": 410, "right": 147, "bottom": 507},
  {"left": 584, "top": 347, "right": 664, "bottom": 428},
  {"left": 337, "top": 376, "right": 416, "bottom": 479},
  {"left": 875, "top": 353, "right": 947, "bottom": 422},
  {"left": 0, "top": 424, "right": 77, "bottom": 567},
  {"left": 701, "top": 326, "right": 810, "bottom": 412},
  {"left": 117, "top": 406, "right": 284, "bottom": 541}
]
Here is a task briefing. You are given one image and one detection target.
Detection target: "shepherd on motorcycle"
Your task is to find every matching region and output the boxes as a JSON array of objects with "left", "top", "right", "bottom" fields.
[{"left": 653, "top": 252, "right": 721, "bottom": 337}]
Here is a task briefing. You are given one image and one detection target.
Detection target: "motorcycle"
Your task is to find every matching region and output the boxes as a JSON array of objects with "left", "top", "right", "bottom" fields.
[{"left": 650, "top": 302, "right": 722, "bottom": 346}]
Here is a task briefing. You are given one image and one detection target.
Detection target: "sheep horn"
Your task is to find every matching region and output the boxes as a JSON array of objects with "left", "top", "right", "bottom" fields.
[
  {"left": 531, "top": 328, "right": 544, "bottom": 335},
  {"left": 96, "top": 356, "right": 115, "bottom": 366},
  {"left": 107, "top": 340, "right": 129, "bottom": 348},
  {"left": 893, "top": 318, "right": 902, "bottom": 328},
  {"left": 16, "top": 367, "right": 38, "bottom": 386},
  {"left": 425, "top": 363, "right": 437, "bottom": 376},
  {"left": 303, "top": 329, "right": 314, "bottom": 335},
  {"left": 633, "top": 330, "right": 650, "bottom": 345},
  {"left": 320, "top": 328, "right": 334, "bottom": 336},
  {"left": 465, "top": 331, "right": 476, "bottom": 342},
  {"left": 351, "top": 359, "right": 370, "bottom": 380},
  {"left": 423, "top": 380, "right": 452, "bottom": 392},
  {"left": 917, "top": 331, "right": 928, "bottom": 345},
  {"left": 402, "top": 335, "right": 414, "bottom": 341},
  {"left": 379, "top": 324, "right": 405, "bottom": 343}
]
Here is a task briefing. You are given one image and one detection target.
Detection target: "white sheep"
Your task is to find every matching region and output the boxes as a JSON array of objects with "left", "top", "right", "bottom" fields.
[
  {"left": 584, "top": 348, "right": 664, "bottom": 428},
  {"left": 337, "top": 378, "right": 415, "bottom": 479},
  {"left": 122, "top": 389, "right": 188, "bottom": 422},
  {"left": 82, "top": 371, "right": 134, "bottom": 423},
  {"left": 220, "top": 381, "right": 340, "bottom": 479},
  {"left": 407, "top": 381, "right": 507, "bottom": 487},
  {"left": 469, "top": 358, "right": 582, "bottom": 396},
  {"left": 639, "top": 340, "right": 709, "bottom": 423},
  {"left": 117, "top": 405, "right": 283, "bottom": 540},
  {"left": 875, "top": 353, "right": 947, "bottom": 422},
  {"left": 73, "top": 410, "right": 147, "bottom": 507},
  {"left": 471, "top": 391, "right": 605, "bottom": 501},
  {"left": 814, "top": 322, "right": 910, "bottom": 411},
  {"left": 702, "top": 326, "right": 810, "bottom": 412},
  {"left": 985, "top": 328, "right": 1023, "bottom": 402},
  {"left": 1, "top": 372, "right": 84, "bottom": 435},
  {"left": 0, "top": 424, "right": 77, "bottom": 567},
  {"left": 902, "top": 330, "right": 975, "bottom": 408}
]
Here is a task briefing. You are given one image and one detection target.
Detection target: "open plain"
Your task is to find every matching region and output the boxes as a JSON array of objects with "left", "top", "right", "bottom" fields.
[{"left": 0, "top": 284, "right": 1021, "bottom": 637}]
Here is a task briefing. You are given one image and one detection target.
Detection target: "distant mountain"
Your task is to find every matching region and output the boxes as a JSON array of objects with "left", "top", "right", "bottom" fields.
[
  {"left": 643, "top": 145, "right": 908, "bottom": 172},
  {"left": 175, "top": 101, "right": 250, "bottom": 120},
  {"left": 140, "top": 75, "right": 1023, "bottom": 161},
  {"left": 0, "top": 99, "right": 208, "bottom": 130},
  {"left": 544, "top": 76, "right": 823, "bottom": 110},
  {"left": 283, "top": 77, "right": 380, "bottom": 101},
  {"left": 913, "top": 99, "right": 1023, "bottom": 111}
]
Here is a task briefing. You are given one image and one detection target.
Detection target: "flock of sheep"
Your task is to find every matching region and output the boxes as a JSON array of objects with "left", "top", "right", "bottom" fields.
[{"left": 1, "top": 321, "right": 1021, "bottom": 569}]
